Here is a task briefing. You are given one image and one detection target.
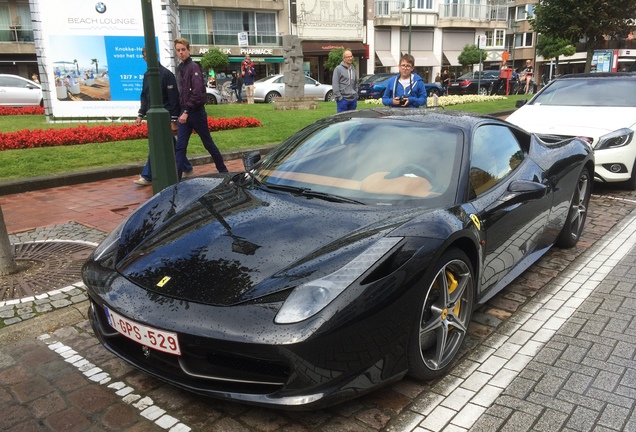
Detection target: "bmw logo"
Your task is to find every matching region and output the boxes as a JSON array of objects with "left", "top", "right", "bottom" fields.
[{"left": 95, "top": 2, "right": 107, "bottom": 13}]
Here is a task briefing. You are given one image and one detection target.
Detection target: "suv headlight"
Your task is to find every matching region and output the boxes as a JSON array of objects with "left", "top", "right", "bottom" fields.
[{"left": 595, "top": 128, "right": 634, "bottom": 150}]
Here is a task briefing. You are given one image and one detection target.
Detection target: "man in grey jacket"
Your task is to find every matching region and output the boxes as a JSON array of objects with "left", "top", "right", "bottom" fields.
[{"left": 332, "top": 49, "right": 358, "bottom": 113}]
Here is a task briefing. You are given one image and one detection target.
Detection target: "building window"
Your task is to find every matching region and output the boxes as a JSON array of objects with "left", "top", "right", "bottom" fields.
[
  {"left": 515, "top": 4, "right": 534, "bottom": 21},
  {"left": 212, "top": 10, "right": 278, "bottom": 46},
  {"left": 486, "top": 29, "right": 505, "bottom": 48},
  {"left": 180, "top": 8, "right": 208, "bottom": 45},
  {"left": 514, "top": 32, "right": 534, "bottom": 48},
  {"left": 405, "top": 0, "right": 433, "bottom": 9}
]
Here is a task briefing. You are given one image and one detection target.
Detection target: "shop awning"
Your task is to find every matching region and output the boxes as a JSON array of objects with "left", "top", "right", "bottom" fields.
[
  {"left": 409, "top": 51, "right": 441, "bottom": 67},
  {"left": 443, "top": 51, "right": 462, "bottom": 67},
  {"left": 376, "top": 51, "right": 398, "bottom": 67},
  {"left": 301, "top": 41, "right": 367, "bottom": 57}
]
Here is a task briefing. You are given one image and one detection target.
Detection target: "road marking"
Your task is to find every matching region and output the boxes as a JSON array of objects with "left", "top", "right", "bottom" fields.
[{"left": 39, "top": 335, "right": 192, "bottom": 432}]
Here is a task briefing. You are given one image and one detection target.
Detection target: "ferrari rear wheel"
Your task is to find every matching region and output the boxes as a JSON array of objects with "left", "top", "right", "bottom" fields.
[
  {"left": 408, "top": 248, "right": 474, "bottom": 381},
  {"left": 556, "top": 167, "right": 592, "bottom": 248}
]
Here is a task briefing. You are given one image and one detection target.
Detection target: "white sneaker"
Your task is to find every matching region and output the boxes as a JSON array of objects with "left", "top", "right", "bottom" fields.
[{"left": 133, "top": 177, "right": 152, "bottom": 186}]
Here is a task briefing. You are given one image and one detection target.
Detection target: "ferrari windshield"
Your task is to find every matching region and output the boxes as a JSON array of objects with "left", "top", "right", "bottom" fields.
[
  {"left": 532, "top": 77, "right": 636, "bottom": 107},
  {"left": 254, "top": 117, "right": 463, "bottom": 206}
]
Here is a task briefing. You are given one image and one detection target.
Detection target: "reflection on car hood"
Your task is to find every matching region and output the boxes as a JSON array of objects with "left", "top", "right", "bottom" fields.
[
  {"left": 117, "top": 179, "right": 418, "bottom": 306},
  {"left": 508, "top": 105, "right": 636, "bottom": 138}
]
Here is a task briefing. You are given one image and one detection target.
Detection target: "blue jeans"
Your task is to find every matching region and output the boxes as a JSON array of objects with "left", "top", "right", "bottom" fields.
[
  {"left": 141, "top": 136, "right": 192, "bottom": 181},
  {"left": 337, "top": 98, "right": 357, "bottom": 113},
  {"left": 175, "top": 109, "right": 227, "bottom": 180}
]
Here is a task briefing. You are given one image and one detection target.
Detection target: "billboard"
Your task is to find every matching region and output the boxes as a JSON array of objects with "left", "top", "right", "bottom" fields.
[
  {"left": 30, "top": 0, "right": 175, "bottom": 120},
  {"left": 591, "top": 49, "right": 619, "bottom": 73}
]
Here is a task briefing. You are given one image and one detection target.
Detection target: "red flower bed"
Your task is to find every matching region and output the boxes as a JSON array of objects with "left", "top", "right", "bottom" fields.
[
  {"left": 0, "top": 116, "right": 262, "bottom": 151},
  {"left": 0, "top": 106, "right": 45, "bottom": 116}
]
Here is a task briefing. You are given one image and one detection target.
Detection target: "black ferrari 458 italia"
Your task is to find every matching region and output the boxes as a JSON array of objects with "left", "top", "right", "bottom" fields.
[{"left": 83, "top": 108, "right": 594, "bottom": 409}]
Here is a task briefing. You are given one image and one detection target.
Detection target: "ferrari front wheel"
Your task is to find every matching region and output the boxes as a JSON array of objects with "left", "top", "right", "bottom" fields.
[
  {"left": 556, "top": 167, "right": 592, "bottom": 248},
  {"left": 408, "top": 248, "right": 474, "bottom": 381}
]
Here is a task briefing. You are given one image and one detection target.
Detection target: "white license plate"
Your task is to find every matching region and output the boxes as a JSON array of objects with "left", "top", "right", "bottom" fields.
[
  {"left": 360, "top": 90, "right": 367, "bottom": 93},
  {"left": 104, "top": 306, "right": 181, "bottom": 355},
  {"left": 450, "top": 83, "right": 459, "bottom": 86}
]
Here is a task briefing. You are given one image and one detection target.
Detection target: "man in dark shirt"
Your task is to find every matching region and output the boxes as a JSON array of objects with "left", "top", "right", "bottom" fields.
[
  {"left": 134, "top": 47, "right": 193, "bottom": 186},
  {"left": 173, "top": 37, "right": 227, "bottom": 180}
]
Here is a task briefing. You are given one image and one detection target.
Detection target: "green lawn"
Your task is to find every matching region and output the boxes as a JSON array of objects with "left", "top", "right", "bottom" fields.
[{"left": 0, "top": 95, "right": 528, "bottom": 181}]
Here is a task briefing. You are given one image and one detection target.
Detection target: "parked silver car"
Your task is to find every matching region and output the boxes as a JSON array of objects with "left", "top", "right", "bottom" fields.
[
  {"left": 0, "top": 74, "right": 43, "bottom": 107},
  {"left": 253, "top": 74, "right": 334, "bottom": 103}
]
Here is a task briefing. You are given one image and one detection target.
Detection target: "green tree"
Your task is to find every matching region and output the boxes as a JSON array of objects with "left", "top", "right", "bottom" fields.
[
  {"left": 531, "top": 0, "right": 636, "bottom": 72},
  {"left": 200, "top": 47, "right": 230, "bottom": 75},
  {"left": 324, "top": 48, "right": 357, "bottom": 73},
  {"left": 457, "top": 44, "right": 487, "bottom": 67},
  {"left": 535, "top": 34, "right": 576, "bottom": 79}
]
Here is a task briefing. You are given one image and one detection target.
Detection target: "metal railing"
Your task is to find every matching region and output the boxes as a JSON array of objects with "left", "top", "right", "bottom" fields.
[
  {"left": 0, "top": 26, "right": 34, "bottom": 43},
  {"left": 374, "top": 1, "right": 508, "bottom": 22}
]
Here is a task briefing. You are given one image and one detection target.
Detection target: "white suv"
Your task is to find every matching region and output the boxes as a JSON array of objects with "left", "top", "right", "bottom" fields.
[{"left": 507, "top": 73, "right": 636, "bottom": 189}]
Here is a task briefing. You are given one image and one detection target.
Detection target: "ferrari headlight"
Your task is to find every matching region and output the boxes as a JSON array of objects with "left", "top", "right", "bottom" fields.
[
  {"left": 275, "top": 237, "right": 402, "bottom": 324},
  {"left": 93, "top": 220, "right": 126, "bottom": 269},
  {"left": 595, "top": 128, "right": 634, "bottom": 150}
]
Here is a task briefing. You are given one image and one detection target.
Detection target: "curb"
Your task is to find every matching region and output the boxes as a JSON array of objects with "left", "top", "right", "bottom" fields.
[{"left": 0, "top": 144, "right": 276, "bottom": 196}]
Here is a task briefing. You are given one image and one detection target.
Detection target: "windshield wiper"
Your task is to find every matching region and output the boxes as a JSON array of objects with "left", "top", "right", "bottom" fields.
[{"left": 260, "top": 183, "right": 365, "bottom": 205}]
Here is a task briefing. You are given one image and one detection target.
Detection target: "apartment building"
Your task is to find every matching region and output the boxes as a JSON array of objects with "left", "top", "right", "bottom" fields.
[{"left": 0, "top": 0, "right": 37, "bottom": 78}]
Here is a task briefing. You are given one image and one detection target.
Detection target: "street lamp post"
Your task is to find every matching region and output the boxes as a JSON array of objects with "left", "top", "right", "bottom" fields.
[
  {"left": 408, "top": 0, "right": 413, "bottom": 54},
  {"left": 140, "top": 0, "right": 178, "bottom": 194}
]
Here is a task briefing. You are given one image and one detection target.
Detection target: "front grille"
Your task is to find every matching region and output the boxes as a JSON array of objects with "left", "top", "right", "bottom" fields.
[{"left": 91, "top": 302, "right": 291, "bottom": 394}]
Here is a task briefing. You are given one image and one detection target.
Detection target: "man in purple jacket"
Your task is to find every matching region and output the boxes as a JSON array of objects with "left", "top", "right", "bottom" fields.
[{"left": 173, "top": 37, "right": 227, "bottom": 180}]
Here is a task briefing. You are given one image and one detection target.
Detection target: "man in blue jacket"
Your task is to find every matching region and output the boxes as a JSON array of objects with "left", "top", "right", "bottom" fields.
[
  {"left": 174, "top": 37, "right": 228, "bottom": 180},
  {"left": 382, "top": 54, "right": 427, "bottom": 108},
  {"left": 133, "top": 47, "right": 193, "bottom": 186}
]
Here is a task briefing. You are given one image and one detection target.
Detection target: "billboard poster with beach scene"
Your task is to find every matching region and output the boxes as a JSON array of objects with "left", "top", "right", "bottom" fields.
[{"left": 31, "top": 0, "right": 173, "bottom": 120}]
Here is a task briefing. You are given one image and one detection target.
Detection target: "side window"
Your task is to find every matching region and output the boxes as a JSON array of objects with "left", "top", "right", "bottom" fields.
[{"left": 470, "top": 125, "right": 524, "bottom": 196}]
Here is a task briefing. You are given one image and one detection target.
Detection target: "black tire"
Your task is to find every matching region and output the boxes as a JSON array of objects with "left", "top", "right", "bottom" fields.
[
  {"left": 325, "top": 90, "right": 334, "bottom": 102},
  {"left": 427, "top": 88, "right": 440, "bottom": 97},
  {"left": 479, "top": 85, "right": 490, "bottom": 96},
  {"left": 265, "top": 91, "right": 281, "bottom": 103},
  {"left": 206, "top": 94, "right": 218, "bottom": 105},
  {"left": 556, "top": 167, "right": 592, "bottom": 248},
  {"left": 408, "top": 248, "right": 474, "bottom": 381}
]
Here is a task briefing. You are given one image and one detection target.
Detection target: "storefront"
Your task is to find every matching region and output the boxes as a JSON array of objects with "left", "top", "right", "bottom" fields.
[
  {"left": 191, "top": 46, "right": 285, "bottom": 83},
  {"left": 300, "top": 41, "right": 368, "bottom": 84}
]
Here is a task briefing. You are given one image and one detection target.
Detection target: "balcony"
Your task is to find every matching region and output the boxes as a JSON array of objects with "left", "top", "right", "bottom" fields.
[
  {"left": 438, "top": 3, "right": 508, "bottom": 28},
  {"left": 374, "top": 1, "right": 508, "bottom": 29},
  {"left": 0, "top": 25, "right": 34, "bottom": 43},
  {"left": 182, "top": 32, "right": 284, "bottom": 47}
]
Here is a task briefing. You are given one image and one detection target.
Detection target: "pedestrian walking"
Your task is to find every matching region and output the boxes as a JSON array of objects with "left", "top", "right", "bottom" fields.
[
  {"left": 332, "top": 49, "right": 358, "bottom": 113},
  {"left": 231, "top": 71, "right": 243, "bottom": 103},
  {"left": 173, "top": 37, "right": 228, "bottom": 180},
  {"left": 133, "top": 47, "right": 194, "bottom": 186},
  {"left": 441, "top": 69, "right": 450, "bottom": 95}
]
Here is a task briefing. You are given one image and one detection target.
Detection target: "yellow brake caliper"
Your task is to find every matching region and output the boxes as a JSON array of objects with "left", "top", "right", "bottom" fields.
[{"left": 446, "top": 270, "right": 460, "bottom": 326}]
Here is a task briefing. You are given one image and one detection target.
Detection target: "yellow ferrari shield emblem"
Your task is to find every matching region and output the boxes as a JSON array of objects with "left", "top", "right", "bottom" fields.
[
  {"left": 157, "top": 276, "right": 171, "bottom": 287},
  {"left": 470, "top": 214, "right": 481, "bottom": 231}
]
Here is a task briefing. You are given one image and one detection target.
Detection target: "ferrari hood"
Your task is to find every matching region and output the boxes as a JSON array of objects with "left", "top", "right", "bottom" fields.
[
  {"left": 507, "top": 105, "right": 636, "bottom": 141},
  {"left": 116, "top": 179, "right": 419, "bottom": 306}
]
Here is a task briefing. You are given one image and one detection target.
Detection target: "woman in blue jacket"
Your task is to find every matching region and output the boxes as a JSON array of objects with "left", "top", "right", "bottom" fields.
[{"left": 382, "top": 54, "right": 427, "bottom": 108}]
